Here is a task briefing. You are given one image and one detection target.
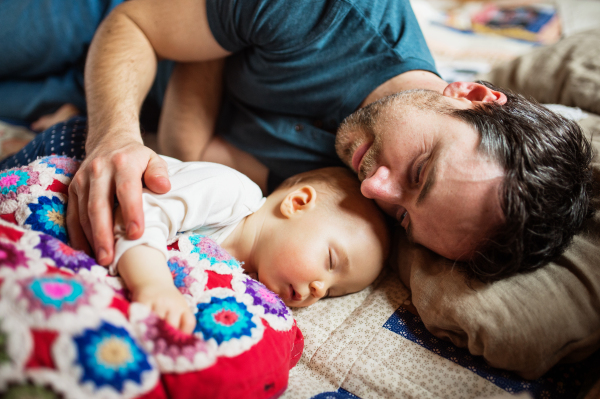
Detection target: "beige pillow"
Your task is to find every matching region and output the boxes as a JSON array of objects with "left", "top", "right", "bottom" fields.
[{"left": 481, "top": 29, "right": 600, "bottom": 115}]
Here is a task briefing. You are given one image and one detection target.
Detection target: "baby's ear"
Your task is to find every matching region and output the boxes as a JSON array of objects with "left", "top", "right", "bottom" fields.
[{"left": 280, "top": 185, "right": 317, "bottom": 218}]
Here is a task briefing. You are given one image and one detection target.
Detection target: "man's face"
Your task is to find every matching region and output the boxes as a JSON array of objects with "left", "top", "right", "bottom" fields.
[{"left": 335, "top": 90, "right": 505, "bottom": 260}]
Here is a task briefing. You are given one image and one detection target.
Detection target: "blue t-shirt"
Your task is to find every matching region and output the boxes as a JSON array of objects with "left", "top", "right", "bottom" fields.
[{"left": 206, "top": 0, "right": 438, "bottom": 179}]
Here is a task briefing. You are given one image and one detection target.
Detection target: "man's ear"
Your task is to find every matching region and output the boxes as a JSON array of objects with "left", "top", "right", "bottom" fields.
[
  {"left": 443, "top": 82, "right": 507, "bottom": 105},
  {"left": 280, "top": 185, "right": 317, "bottom": 218}
]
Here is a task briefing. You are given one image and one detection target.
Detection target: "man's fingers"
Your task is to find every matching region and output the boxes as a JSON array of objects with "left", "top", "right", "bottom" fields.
[
  {"left": 87, "top": 158, "right": 116, "bottom": 265},
  {"left": 69, "top": 172, "right": 96, "bottom": 253},
  {"left": 114, "top": 155, "right": 146, "bottom": 241},
  {"left": 144, "top": 154, "right": 171, "bottom": 194},
  {"left": 66, "top": 188, "right": 92, "bottom": 255}
]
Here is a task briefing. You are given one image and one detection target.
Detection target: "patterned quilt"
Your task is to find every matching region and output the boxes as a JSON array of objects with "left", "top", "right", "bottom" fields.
[
  {"left": 0, "top": 156, "right": 303, "bottom": 399},
  {"left": 285, "top": 263, "right": 599, "bottom": 399}
]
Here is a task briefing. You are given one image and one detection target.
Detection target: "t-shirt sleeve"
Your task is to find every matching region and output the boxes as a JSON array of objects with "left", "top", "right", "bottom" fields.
[
  {"left": 110, "top": 160, "right": 264, "bottom": 274},
  {"left": 206, "top": 0, "right": 279, "bottom": 52},
  {"left": 206, "top": 0, "right": 338, "bottom": 52},
  {"left": 207, "top": 0, "right": 438, "bottom": 120}
]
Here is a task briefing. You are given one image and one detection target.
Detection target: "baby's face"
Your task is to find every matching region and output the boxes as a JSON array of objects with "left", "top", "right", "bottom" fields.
[{"left": 256, "top": 196, "right": 389, "bottom": 307}]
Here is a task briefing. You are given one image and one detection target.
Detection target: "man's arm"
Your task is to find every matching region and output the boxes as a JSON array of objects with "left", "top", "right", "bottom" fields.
[
  {"left": 201, "top": 137, "right": 270, "bottom": 193},
  {"left": 158, "top": 59, "right": 225, "bottom": 162},
  {"left": 159, "top": 59, "right": 270, "bottom": 191},
  {"left": 68, "top": 0, "right": 230, "bottom": 264}
]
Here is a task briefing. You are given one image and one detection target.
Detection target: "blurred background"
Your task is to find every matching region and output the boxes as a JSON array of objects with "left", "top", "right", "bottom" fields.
[{"left": 411, "top": 0, "right": 600, "bottom": 82}]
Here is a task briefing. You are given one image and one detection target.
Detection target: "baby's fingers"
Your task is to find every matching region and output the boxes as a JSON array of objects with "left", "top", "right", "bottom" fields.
[
  {"left": 181, "top": 310, "right": 196, "bottom": 335},
  {"left": 151, "top": 302, "right": 169, "bottom": 320},
  {"left": 165, "top": 308, "right": 186, "bottom": 333}
]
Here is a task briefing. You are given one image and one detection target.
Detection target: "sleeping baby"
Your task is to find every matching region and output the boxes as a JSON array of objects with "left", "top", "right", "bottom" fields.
[{"left": 110, "top": 157, "right": 390, "bottom": 333}]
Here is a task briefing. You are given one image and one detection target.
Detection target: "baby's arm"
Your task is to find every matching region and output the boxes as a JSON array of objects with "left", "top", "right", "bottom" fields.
[
  {"left": 111, "top": 160, "right": 264, "bottom": 332},
  {"left": 118, "top": 245, "right": 196, "bottom": 334}
]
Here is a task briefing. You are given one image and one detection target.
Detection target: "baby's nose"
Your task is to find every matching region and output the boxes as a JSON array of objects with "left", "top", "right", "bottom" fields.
[{"left": 309, "top": 281, "right": 326, "bottom": 298}]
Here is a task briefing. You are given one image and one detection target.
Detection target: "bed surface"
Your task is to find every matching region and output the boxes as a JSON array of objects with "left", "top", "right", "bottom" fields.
[{"left": 286, "top": 266, "right": 599, "bottom": 399}]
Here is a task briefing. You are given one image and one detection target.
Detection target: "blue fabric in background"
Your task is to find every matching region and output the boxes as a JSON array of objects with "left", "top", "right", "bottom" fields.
[
  {"left": 0, "top": 0, "right": 123, "bottom": 122},
  {"left": 0, "top": 0, "right": 172, "bottom": 125},
  {"left": 384, "top": 306, "right": 600, "bottom": 399}
]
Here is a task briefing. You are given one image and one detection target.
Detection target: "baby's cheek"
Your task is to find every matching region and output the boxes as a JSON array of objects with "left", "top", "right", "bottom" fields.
[{"left": 278, "top": 251, "right": 308, "bottom": 278}]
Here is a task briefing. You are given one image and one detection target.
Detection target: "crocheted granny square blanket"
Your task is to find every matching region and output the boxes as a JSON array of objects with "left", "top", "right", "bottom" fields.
[{"left": 0, "top": 156, "right": 303, "bottom": 399}]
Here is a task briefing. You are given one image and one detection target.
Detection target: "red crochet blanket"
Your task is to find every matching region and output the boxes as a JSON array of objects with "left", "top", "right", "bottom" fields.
[{"left": 0, "top": 156, "right": 303, "bottom": 399}]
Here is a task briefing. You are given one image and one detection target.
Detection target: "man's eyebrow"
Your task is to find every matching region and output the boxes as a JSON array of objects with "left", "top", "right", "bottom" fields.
[{"left": 416, "top": 161, "right": 437, "bottom": 206}]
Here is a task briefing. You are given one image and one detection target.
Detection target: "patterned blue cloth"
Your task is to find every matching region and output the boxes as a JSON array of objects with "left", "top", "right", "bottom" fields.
[
  {"left": 312, "top": 388, "right": 360, "bottom": 399},
  {"left": 25, "top": 196, "right": 68, "bottom": 242},
  {"left": 0, "top": 117, "right": 87, "bottom": 170},
  {"left": 384, "top": 306, "right": 599, "bottom": 399},
  {"left": 194, "top": 297, "right": 256, "bottom": 345},
  {"left": 74, "top": 321, "right": 152, "bottom": 391}
]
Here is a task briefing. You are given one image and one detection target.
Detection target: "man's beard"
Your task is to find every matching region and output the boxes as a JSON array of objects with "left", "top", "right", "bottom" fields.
[{"left": 335, "top": 89, "right": 446, "bottom": 180}]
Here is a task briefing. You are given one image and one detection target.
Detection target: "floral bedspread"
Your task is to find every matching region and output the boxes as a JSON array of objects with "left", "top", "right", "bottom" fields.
[{"left": 0, "top": 156, "right": 303, "bottom": 399}]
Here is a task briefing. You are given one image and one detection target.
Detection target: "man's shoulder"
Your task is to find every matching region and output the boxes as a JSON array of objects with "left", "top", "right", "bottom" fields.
[{"left": 207, "top": 0, "right": 416, "bottom": 51}]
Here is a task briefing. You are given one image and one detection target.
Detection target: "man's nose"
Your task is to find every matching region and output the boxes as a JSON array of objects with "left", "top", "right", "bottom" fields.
[
  {"left": 360, "top": 166, "right": 402, "bottom": 202},
  {"left": 309, "top": 281, "right": 326, "bottom": 299}
]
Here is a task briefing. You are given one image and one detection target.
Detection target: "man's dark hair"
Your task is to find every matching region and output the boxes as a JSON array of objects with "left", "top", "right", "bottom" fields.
[{"left": 450, "top": 81, "right": 595, "bottom": 282}]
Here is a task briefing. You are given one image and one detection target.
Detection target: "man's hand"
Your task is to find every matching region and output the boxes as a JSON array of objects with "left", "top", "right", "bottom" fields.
[
  {"left": 67, "top": 140, "right": 170, "bottom": 265},
  {"left": 132, "top": 283, "right": 196, "bottom": 334}
]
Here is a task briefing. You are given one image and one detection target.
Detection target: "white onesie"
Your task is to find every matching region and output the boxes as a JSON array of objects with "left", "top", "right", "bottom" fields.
[{"left": 110, "top": 156, "right": 266, "bottom": 274}]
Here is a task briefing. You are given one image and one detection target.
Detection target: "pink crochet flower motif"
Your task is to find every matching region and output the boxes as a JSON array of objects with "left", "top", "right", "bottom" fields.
[
  {"left": 0, "top": 240, "right": 29, "bottom": 269},
  {"left": 40, "top": 156, "right": 81, "bottom": 177},
  {"left": 0, "top": 167, "right": 40, "bottom": 200},
  {"left": 167, "top": 256, "right": 198, "bottom": 295},
  {"left": 142, "top": 312, "right": 212, "bottom": 363},
  {"left": 18, "top": 275, "right": 93, "bottom": 319},
  {"left": 189, "top": 235, "right": 240, "bottom": 268}
]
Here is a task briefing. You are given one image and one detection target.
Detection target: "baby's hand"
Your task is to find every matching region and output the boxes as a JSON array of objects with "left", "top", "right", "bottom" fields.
[
  {"left": 132, "top": 284, "right": 196, "bottom": 334},
  {"left": 117, "top": 245, "right": 196, "bottom": 334}
]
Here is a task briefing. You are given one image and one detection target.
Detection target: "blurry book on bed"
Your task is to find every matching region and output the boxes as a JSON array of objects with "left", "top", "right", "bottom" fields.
[{"left": 441, "top": 2, "right": 560, "bottom": 44}]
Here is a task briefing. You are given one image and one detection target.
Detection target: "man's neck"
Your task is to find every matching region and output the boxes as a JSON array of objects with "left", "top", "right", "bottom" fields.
[{"left": 360, "top": 70, "right": 448, "bottom": 108}]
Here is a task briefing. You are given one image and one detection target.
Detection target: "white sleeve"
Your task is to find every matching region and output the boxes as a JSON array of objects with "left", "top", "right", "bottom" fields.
[{"left": 109, "top": 159, "right": 265, "bottom": 274}]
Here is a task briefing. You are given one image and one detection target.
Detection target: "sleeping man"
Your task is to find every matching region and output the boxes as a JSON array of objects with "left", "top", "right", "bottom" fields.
[
  {"left": 1, "top": 0, "right": 596, "bottom": 379},
  {"left": 71, "top": 0, "right": 593, "bottom": 280}
]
